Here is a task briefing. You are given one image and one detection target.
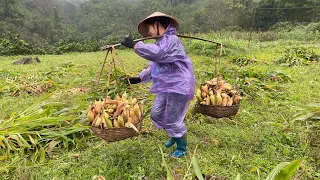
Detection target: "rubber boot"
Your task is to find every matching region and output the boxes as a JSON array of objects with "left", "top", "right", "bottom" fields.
[
  {"left": 172, "top": 134, "right": 187, "bottom": 158},
  {"left": 165, "top": 138, "right": 175, "bottom": 148}
]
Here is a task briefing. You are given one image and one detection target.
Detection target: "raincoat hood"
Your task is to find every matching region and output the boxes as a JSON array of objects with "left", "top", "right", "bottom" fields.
[{"left": 163, "top": 23, "right": 177, "bottom": 36}]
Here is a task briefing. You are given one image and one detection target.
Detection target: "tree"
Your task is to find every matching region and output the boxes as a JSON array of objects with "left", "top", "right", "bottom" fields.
[
  {"left": 1, "top": 0, "right": 24, "bottom": 20},
  {"left": 52, "top": 7, "right": 63, "bottom": 42}
]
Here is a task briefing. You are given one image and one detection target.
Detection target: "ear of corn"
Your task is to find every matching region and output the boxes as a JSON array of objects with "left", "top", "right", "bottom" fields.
[
  {"left": 94, "top": 100, "right": 103, "bottom": 113},
  {"left": 196, "top": 90, "right": 202, "bottom": 102},
  {"left": 197, "top": 76, "right": 241, "bottom": 106},
  {"left": 121, "top": 92, "right": 127, "bottom": 101},
  {"left": 209, "top": 94, "right": 216, "bottom": 105},
  {"left": 222, "top": 97, "right": 229, "bottom": 106},
  {"left": 216, "top": 92, "right": 223, "bottom": 105},
  {"left": 87, "top": 93, "right": 144, "bottom": 130},
  {"left": 200, "top": 84, "right": 209, "bottom": 95},
  {"left": 113, "top": 119, "right": 120, "bottom": 128},
  {"left": 87, "top": 105, "right": 95, "bottom": 122},
  {"left": 118, "top": 115, "right": 125, "bottom": 127}
]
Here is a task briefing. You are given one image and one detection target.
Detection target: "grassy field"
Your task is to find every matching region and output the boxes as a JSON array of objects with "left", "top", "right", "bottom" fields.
[{"left": 0, "top": 33, "right": 319, "bottom": 179}]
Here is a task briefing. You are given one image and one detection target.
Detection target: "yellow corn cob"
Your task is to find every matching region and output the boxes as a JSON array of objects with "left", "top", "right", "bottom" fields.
[
  {"left": 200, "top": 84, "right": 209, "bottom": 95},
  {"left": 222, "top": 97, "right": 229, "bottom": 106},
  {"left": 139, "top": 102, "right": 144, "bottom": 116},
  {"left": 134, "top": 104, "right": 142, "bottom": 119},
  {"left": 103, "top": 113, "right": 113, "bottom": 128},
  {"left": 131, "top": 98, "right": 137, "bottom": 105},
  {"left": 113, "top": 119, "right": 120, "bottom": 128},
  {"left": 209, "top": 89, "right": 214, "bottom": 96},
  {"left": 216, "top": 92, "right": 223, "bottom": 105},
  {"left": 121, "top": 92, "right": 127, "bottom": 101},
  {"left": 233, "top": 95, "right": 241, "bottom": 104},
  {"left": 201, "top": 92, "right": 207, "bottom": 99},
  {"left": 196, "top": 90, "right": 202, "bottom": 102},
  {"left": 87, "top": 105, "right": 95, "bottom": 122},
  {"left": 94, "top": 100, "right": 103, "bottom": 113},
  {"left": 227, "top": 97, "right": 233, "bottom": 106},
  {"left": 129, "top": 109, "right": 138, "bottom": 123},
  {"left": 118, "top": 115, "right": 125, "bottom": 127},
  {"left": 101, "top": 115, "right": 107, "bottom": 129},
  {"left": 94, "top": 116, "right": 102, "bottom": 127},
  {"left": 209, "top": 94, "right": 216, "bottom": 105}
]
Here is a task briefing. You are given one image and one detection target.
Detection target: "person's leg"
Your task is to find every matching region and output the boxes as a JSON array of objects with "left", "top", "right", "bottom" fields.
[
  {"left": 150, "top": 93, "right": 166, "bottom": 129},
  {"left": 163, "top": 93, "right": 190, "bottom": 157},
  {"left": 172, "top": 134, "right": 187, "bottom": 158},
  {"left": 165, "top": 137, "right": 175, "bottom": 148}
]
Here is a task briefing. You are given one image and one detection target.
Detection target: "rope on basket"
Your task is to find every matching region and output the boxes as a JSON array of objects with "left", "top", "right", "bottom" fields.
[
  {"left": 212, "top": 44, "right": 225, "bottom": 105},
  {"left": 93, "top": 48, "right": 110, "bottom": 103},
  {"left": 94, "top": 46, "right": 131, "bottom": 103},
  {"left": 92, "top": 46, "right": 142, "bottom": 135},
  {"left": 215, "top": 44, "right": 225, "bottom": 87}
]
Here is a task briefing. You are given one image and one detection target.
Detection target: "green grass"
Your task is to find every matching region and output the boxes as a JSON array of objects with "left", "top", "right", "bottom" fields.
[{"left": 0, "top": 36, "right": 319, "bottom": 179}]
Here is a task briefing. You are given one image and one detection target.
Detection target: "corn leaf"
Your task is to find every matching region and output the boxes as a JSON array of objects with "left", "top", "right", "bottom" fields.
[
  {"left": 3, "top": 138, "right": 13, "bottom": 151},
  {"left": 235, "top": 174, "right": 241, "bottom": 180},
  {"left": 0, "top": 91, "right": 90, "bottom": 157},
  {"left": 19, "top": 91, "right": 55, "bottom": 117},
  {"left": 28, "top": 134, "right": 37, "bottom": 146},
  {"left": 274, "top": 159, "right": 302, "bottom": 180},
  {"left": 0, "top": 156, "right": 8, "bottom": 161},
  {"left": 307, "top": 102, "right": 320, "bottom": 108},
  {"left": 192, "top": 156, "right": 204, "bottom": 180},
  {"left": 46, "top": 140, "right": 62, "bottom": 153},
  {"left": 0, "top": 135, "right": 5, "bottom": 148},
  {"left": 159, "top": 145, "right": 174, "bottom": 180},
  {"left": 17, "top": 133, "right": 31, "bottom": 148},
  {"left": 32, "top": 147, "right": 39, "bottom": 162},
  {"left": 293, "top": 113, "right": 314, "bottom": 121},
  {"left": 265, "top": 162, "right": 290, "bottom": 180},
  {"left": 9, "top": 134, "right": 24, "bottom": 148},
  {"left": 39, "top": 145, "right": 46, "bottom": 163}
]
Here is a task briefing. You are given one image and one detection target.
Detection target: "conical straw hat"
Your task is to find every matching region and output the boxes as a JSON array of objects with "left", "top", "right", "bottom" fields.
[{"left": 138, "top": 12, "right": 179, "bottom": 37}]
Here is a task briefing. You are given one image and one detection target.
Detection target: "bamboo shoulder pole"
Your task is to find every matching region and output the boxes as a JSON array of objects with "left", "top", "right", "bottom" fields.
[{"left": 100, "top": 35, "right": 223, "bottom": 51}]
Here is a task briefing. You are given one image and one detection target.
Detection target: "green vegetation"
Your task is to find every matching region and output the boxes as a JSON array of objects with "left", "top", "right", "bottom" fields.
[
  {"left": 0, "top": 32, "right": 319, "bottom": 179},
  {"left": 1, "top": 0, "right": 319, "bottom": 179}
]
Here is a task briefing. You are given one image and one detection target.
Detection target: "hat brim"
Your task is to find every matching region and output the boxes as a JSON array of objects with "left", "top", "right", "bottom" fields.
[{"left": 138, "top": 13, "right": 179, "bottom": 37}]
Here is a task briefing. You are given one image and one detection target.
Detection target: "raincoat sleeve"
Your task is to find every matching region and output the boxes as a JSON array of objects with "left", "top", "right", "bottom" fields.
[
  {"left": 138, "top": 62, "right": 155, "bottom": 84},
  {"left": 134, "top": 36, "right": 176, "bottom": 63}
]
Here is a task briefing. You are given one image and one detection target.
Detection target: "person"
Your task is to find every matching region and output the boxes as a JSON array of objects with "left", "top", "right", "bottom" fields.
[{"left": 121, "top": 12, "right": 195, "bottom": 158}]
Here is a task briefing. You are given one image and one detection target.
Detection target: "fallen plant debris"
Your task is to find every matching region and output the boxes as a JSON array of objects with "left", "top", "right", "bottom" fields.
[
  {"left": 69, "top": 87, "right": 91, "bottom": 94},
  {"left": 275, "top": 47, "right": 320, "bottom": 66}
]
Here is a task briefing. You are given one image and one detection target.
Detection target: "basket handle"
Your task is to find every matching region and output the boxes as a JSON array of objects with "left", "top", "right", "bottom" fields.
[{"left": 94, "top": 46, "right": 132, "bottom": 102}]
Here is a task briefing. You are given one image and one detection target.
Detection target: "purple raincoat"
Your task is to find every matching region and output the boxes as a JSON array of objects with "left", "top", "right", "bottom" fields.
[{"left": 135, "top": 24, "right": 196, "bottom": 138}]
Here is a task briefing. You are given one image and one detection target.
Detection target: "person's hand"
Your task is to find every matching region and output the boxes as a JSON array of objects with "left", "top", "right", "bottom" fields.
[
  {"left": 121, "top": 35, "right": 135, "bottom": 49},
  {"left": 124, "top": 77, "right": 141, "bottom": 85}
]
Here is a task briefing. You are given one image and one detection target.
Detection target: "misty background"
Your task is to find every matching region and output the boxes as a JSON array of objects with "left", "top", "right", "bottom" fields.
[{"left": 0, "top": 0, "right": 319, "bottom": 55}]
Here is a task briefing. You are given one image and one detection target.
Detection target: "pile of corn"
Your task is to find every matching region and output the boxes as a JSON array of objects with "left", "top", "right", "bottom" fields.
[
  {"left": 87, "top": 92, "right": 143, "bottom": 132},
  {"left": 196, "top": 77, "right": 241, "bottom": 106}
]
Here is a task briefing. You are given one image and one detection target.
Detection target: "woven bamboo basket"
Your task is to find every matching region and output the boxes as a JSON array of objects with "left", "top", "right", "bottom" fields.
[
  {"left": 91, "top": 117, "right": 143, "bottom": 142},
  {"left": 198, "top": 103, "right": 240, "bottom": 118},
  {"left": 90, "top": 46, "right": 146, "bottom": 142}
]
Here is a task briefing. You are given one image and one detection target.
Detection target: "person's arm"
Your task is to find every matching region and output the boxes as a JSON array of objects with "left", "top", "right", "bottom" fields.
[
  {"left": 134, "top": 36, "right": 178, "bottom": 63},
  {"left": 138, "top": 62, "right": 155, "bottom": 84}
]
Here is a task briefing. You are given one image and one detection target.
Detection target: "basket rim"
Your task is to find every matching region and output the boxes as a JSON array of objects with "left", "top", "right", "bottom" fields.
[{"left": 199, "top": 103, "right": 240, "bottom": 107}]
